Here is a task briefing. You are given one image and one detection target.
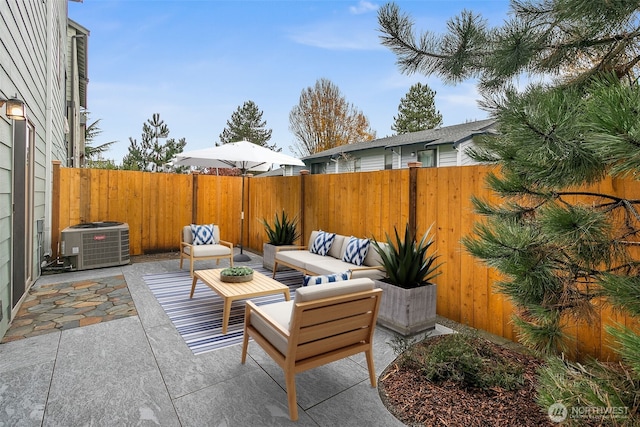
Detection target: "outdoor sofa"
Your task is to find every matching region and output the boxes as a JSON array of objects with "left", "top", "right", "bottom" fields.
[{"left": 272, "top": 230, "right": 386, "bottom": 281}]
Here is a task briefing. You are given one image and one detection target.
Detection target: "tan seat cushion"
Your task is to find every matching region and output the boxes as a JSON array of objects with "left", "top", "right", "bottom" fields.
[
  {"left": 183, "top": 244, "right": 231, "bottom": 257},
  {"left": 276, "top": 250, "right": 324, "bottom": 269},
  {"left": 250, "top": 300, "right": 293, "bottom": 355}
]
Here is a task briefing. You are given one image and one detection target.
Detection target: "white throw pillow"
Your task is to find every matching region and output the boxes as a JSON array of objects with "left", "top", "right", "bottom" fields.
[
  {"left": 190, "top": 224, "right": 216, "bottom": 245},
  {"left": 342, "top": 236, "right": 370, "bottom": 266},
  {"left": 309, "top": 230, "right": 335, "bottom": 256}
]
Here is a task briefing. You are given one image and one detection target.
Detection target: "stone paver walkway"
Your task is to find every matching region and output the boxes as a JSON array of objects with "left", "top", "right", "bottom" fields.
[{"left": 0, "top": 275, "right": 136, "bottom": 343}]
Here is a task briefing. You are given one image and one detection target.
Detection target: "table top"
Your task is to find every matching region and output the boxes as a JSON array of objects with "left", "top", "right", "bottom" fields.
[{"left": 194, "top": 268, "right": 290, "bottom": 299}]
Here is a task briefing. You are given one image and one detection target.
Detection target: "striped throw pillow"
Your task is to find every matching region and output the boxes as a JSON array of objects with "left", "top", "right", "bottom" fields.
[{"left": 303, "top": 271, "right": 351, "bottom": 286}]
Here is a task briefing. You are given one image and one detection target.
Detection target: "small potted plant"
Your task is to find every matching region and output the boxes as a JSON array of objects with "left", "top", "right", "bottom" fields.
[
  {"left": 261, "top": 210, "right": 301, "bottom": 271},
  {"left": 371, "top": 223, "right": 443, "bottom": 335},
  {"left": 219, "top": 266, "right": 254, "bottom": 283}
]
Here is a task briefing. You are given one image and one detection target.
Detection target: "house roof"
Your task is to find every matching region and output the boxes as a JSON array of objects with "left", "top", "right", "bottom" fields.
[{"left": 302, "top": 118, "right": 497, "bottom": 161}]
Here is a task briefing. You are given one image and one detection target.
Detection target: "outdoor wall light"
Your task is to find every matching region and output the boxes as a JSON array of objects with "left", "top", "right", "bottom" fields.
[{"left": 0, "top": 94, "right": 26, "bottom": 120}]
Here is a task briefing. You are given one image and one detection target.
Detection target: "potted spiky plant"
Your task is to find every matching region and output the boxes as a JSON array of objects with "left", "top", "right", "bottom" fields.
[
  {"left": 261, "top": 210, "right": 301, "bottom": 272},
  {"left": 371, "top": 223, "right": 443, "bottom": 335}
]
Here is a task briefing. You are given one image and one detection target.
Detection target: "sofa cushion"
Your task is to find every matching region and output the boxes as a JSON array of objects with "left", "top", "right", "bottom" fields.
[
  {"left": 303, "top": 271, "right": 350, "bottom": 286},
  {"left": 327, "top": 234, "right": 347, "bottom": 259},
  {"left": 294, "top": 278, "right": 374, "bottom": 303},
  {"left": 250, "top": 300, "right": 293, "bottom": 356},
  {"left": 276, "top": 250, "right": 325, "bottom": 270},
  {"left": 183, "top": 244, "right": 231, "bottom": 257},
  {"left": 306, "top": 258, "right": 356, "bottom": 276},
  {"left": 364, "top": 241, "right": 386, "bottom": 267},
  {"left": 190, "top": 224, "right": 217, "bottom": 245},
  {"left": 342, "top": 237, "right": 370, "bottom": 266},
  {"left": 309, "top": 231, "right": 335, "bottom": 256}
]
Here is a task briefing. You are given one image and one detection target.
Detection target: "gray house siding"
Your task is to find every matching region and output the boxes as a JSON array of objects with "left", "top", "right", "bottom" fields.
[
  {"left": 0, "top": 0, "right": 69, "bottom": 338},
  {"left": 438, "top": 145, "right": 458, "bottom": 167},
  {"left": 302, "top": 119, "right": 497, "bottom": 174}
]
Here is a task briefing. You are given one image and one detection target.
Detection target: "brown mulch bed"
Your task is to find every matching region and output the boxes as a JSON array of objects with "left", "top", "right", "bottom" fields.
[{"left": 378, "top": 335, "right": 554, "bottom": 427}]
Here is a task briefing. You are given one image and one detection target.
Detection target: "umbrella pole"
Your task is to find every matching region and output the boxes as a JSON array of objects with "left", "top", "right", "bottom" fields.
[{"left": 234, "top": 173, "right": 251, "bottom": 262}]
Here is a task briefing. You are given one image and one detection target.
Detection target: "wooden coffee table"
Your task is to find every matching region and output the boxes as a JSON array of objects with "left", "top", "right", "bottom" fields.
[{"left": 190, "top": 269, "right": 291, "bottom": 334}]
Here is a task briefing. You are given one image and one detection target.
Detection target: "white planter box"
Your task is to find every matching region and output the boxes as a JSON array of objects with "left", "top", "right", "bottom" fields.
[{"left": 375, "top": 280, "right": 437, "bottom": 336}]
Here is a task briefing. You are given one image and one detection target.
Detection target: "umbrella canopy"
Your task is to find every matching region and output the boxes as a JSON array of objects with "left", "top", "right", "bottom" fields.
[{"left": 173, "top": 140, "right": 305, "bottom": 172}]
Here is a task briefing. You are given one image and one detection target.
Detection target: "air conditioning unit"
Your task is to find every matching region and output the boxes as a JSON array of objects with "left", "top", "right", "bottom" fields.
[{"left": 61, "top": 222, "right": 130, "bottom": 270}]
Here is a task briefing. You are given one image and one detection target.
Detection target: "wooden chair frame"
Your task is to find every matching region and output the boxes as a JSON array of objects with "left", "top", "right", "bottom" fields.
[
  {"left": 179, "top": 225, "right": 234, "bottom": 276},
  {"left": 241, "top": 287, "right": 382, "bottom": 421}
]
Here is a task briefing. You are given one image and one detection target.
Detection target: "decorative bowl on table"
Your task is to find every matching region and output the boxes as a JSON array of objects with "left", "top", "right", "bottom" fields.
[{"left": 219, "top": 267, "right": 254, "bottom": 283}]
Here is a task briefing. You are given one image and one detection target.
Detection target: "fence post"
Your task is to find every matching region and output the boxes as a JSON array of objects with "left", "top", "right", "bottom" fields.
[
  {"left": 408, "top": 161, "right": 421, "bottom": 241},
  {"left": 299, "top": 170, "right": 309, "bottom": 245},
  {"left": 51, "top": 160, "right": 61, "bottom": 258},
  {"left": 191, "top": 171, "right": 199, "bottom": 224}
]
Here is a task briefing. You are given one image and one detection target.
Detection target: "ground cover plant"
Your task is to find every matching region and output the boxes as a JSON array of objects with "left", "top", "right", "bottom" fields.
[{"left": 379, "top": 332, "right": 553, "bottom": 426}]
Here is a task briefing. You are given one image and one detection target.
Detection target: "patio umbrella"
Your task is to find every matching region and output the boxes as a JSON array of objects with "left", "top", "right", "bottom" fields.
[{"left": 173, "top": 140, "right": 305, "bottom": 261}]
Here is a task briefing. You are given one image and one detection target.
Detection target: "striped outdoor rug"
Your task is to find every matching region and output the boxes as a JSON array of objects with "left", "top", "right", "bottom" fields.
[{"left": 144, "top": 266, "right": 303, "bottom": 355}]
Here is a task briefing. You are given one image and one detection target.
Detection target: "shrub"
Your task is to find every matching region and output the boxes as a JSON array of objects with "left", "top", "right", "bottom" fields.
[
  {"left": 402, "top": 333, "right": 525, "bottom": 391},
  {"left": 262, "top": 211, "right": 300, "bottom": 246}
]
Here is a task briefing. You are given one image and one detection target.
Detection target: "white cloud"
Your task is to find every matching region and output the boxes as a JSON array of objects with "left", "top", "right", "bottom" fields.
[
  {"left": 287, "top": 21, "right": 382, "bottom": 50},
  {"left": 349, "top": 1, "right": 378, "bottom": 15}
]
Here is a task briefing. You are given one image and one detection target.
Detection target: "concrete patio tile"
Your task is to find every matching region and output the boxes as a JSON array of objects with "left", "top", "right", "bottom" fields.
[
  {"left": 173, "top": 368, "right": 317, "bottom": 427},
  {"left": 43, "top": 370, "right": 179, "bottom": 427},
  {"left": 144, "top": 322, "right": 261, "bottom": 399},
  {"left": 306, "top": 380, "right": 405, "bottom": 427},
  {"left": 125, "top": 279, "right": 173, "bottom": 330},
  {"left": 0, "top": 361, "right": 53, "bottom": 426},
  {"left": 0, "top": 332, "right": 60, "bottom": 372},
  {"left": 246, "top": 342, "right": 370, "bottom": 410},
  {"left": 43, "top": 316, "right": 178, "bottom": 426}
]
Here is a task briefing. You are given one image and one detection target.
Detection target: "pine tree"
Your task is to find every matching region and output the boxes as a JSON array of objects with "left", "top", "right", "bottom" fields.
[
  {"left": 83, "top": 113, "right": 118, "bottom": 169},
  {"left": 380, "top": 0, "right": 640, "bottom": 418},
  {"left": 391, "top": 82, "right": 442, "bottom": 134},
  {"left": 122, "top": 113, "right": 186, "bottom": 172},
  {"left": 219, "top": 100, "right": 276, "bottom": 151}
]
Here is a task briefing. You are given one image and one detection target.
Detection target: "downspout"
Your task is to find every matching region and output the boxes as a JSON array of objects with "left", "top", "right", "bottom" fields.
[{"left": 44, "top": 0, "right": 54, "bottom": 259}]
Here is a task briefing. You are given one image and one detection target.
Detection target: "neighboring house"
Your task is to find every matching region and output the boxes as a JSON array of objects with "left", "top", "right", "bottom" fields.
[
  {"left": 67, "top": 19, "right": 89, "bottom": 167},
  {"left": 0, "top": 1, "right": 83, "bottom": 339},
  {"left": 301, "top": 119, "right": 497, "bottom": 174}
]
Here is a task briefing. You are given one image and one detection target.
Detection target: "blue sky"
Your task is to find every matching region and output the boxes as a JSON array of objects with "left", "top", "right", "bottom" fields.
[{"left": 68, "top": 0, "right": 510, "bottom": 162}]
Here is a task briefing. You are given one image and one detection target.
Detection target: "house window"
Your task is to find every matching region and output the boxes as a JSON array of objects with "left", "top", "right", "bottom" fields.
[
  {"left": 353, "top": 158, "right": 361, "bottom": 172},
  {"left": 384, "top": 153, "right": 393, "bottom": 170},
  {"left": 417, "top": 149, "right": 436, "bottom": 167},
  {"left": 311, "top": 163, "right": 326, "bottom": 174}
]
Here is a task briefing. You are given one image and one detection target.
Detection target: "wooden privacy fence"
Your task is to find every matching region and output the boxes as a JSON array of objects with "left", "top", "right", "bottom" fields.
[{"left": 52, "top": 161, "right": 638, "bottom": 361}]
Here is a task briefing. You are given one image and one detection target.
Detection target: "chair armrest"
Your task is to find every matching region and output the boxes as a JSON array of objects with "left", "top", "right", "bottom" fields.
[
  {"left": 180, "top": 242, "right": 192, "bottom": 251},
  {"left": 246, "top": 300, "right": 290, "bottom": 338},
  {"left": 274, "top": 245, "right": 307, "bottom": 253},
  {"left": 218, "top": 239, "right": 234, "bottom": 250}
]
